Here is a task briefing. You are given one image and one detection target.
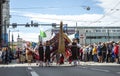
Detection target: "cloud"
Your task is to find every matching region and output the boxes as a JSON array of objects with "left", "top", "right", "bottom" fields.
[
  {"left": 10, "top": 0, "right": 120, "bottom": 27},
  {"left": 9, "top": 28, "right": 52, "bottom": 42},
  {"left": 22, "top": 13, "right": 103, "bottom": 27},
  {"left": 97, "top": 0, "right": 120, "bottom": 22},
  {"left": 10, "top": 0, "right": 120, "bottom": 42},
  {"left": 10, "top": 32, "right": 39, "bottom": 42}
]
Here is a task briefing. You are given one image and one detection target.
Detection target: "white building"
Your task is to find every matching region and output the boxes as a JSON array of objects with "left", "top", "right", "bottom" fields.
[{"left": 52, "top": 25, "right": 120, "bottom": 46}]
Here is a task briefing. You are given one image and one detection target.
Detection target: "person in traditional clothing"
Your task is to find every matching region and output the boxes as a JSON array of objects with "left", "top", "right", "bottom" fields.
[{"left": 25, "top": 41, "right": 33, "bottom": 65}]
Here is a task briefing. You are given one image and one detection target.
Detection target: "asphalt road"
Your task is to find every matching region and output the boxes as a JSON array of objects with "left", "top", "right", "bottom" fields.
[{"left": 0, "top": 65, "right": 120, "bottom": 76}]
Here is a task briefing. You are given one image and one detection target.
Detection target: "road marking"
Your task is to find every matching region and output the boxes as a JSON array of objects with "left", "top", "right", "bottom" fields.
[
  {"left": 116, "top": 72, "right": 120, "bottom": 74},
  {"left": 82, "top": 67, "right": 87, "bottom": 69},
  {"left": 91, "top": 68, "right": 110, "bottom": 72},
  {"left": 31, "top": 71, "right": 39, "bottom": 76},
  {"left": 28, "top": 67, "right": 32, "bottom": 70}
]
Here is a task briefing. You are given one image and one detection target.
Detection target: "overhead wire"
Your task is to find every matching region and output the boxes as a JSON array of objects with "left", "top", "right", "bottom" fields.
[
  {"left": 11, "top": 1, "right": 120, "bottom": 26},
  {"left": 89, "top": 0, "right": 120, "bottom": 26},
  {"left": 11, "top": 14, "right": 120, "bottom": 23}
]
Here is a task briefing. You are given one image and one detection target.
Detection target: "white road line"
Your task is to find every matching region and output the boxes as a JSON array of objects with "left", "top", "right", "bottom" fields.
[
  {"left": 116, "top": 72, "right": 120, "bottom": 74},
  {"left": 82, "top": 67, "right": 87, "bottom": 69},
  {"left": 31, "top": 71, "right": 39, "bottom": 76},
  {"left": 91, "top": 68, "right": 110, "bottom": 72},
  {"left": 28, "top": 67, "right": 32, "bottom": 70}
]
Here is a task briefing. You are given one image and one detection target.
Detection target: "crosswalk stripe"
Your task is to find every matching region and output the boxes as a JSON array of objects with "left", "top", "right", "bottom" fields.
[
  {"left": 116, "top": 72, "right": 120, "bottom": 74},
  {"left": 91, "top": 68, "right": 110, "bottom": 72},
  {"left": 28, "top": 67, "right": 32, "bottom": 70},
  {"left": 31, "top": 71, "right": 39, "bottom": 76}
]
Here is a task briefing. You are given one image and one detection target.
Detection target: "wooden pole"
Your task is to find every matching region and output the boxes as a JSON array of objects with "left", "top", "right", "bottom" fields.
[{"left": 58, "top": 21, "right": 65, "bottom": 54}]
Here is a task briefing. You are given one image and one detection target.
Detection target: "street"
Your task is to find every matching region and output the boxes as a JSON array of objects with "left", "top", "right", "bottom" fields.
[{"left": 0, "top": 65, "right": 120, "bottom": 76}]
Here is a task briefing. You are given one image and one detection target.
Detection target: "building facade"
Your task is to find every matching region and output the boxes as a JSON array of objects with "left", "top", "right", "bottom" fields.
[
  {"left": 78, "top": 26, "right": 120, "bottom": 45},
  {"left": 2, "top": 0, "right": 10, "bottom": 45},
  {"left": 52, "top": 26, "right": 120, "bottom": 46}
]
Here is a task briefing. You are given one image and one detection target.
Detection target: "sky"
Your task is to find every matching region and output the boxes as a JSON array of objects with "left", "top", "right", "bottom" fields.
[{"left": 9, "top": 0, "right": 120, "bottom": 42}]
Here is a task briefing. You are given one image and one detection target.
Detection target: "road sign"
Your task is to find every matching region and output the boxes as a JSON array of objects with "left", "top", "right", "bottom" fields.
[{"left": 80, "top": 34, "right": 84, "bottom": 38}]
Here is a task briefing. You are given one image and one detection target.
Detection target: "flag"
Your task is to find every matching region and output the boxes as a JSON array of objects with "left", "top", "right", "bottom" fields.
[{"left": 40, "top": 30, "right": 46, "bottom": 38}]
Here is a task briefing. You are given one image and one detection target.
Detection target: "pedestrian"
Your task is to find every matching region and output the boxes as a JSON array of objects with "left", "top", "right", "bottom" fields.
[
  {"left": 38, "top": 41, "right": 44, "bottom": 66},
  {"left": 1, "top": 47, "right": 9, "bottom": 64},
  {"left": 106, "top": 42, "right": 113, "bottom": 63},
  {"left": 92, "top": 44, "right": 98, "bottom": 62},
  {"left": 111, "top": 47, "right": 115, "bottom": 62},
  {"left": 79, "top": 47, "right": 83, "bottom": 61},
  {"left": 19, "top": 52, "right": 25, "bottom": 64},
  {"left": 83, "top": 46, "right": 87, "bottom": 62},
  {"left": 88, "top": 45, "right": 93, "bottom": 61},
  {"left": 44, "top": 41, "right": 52, "bottom": 66},
  {"left": 59, "top": 54, "right": 64, "bottom": 64},
  {"left": 113, "top": 43, "right": 119, "bottom": 63},
  {"left": 8, "top": 47, "right": 14, "bottom": 63},
  {"left": 15, "top": 48, "right": 21, "bottom": 63},
  {"left": 97, "top": 42, "right": 102, "bottom": 63},
  {"left": 25, "top": 41, "right": 33, "bottom": 65},
  {"left": 118, "top": 41, "right": 120, "bottom": 64},
  {"left": 0, "top": 48, "right": 2, "bottom": 63},
  {"left": 70, "top": 39, "right": 79, "bottom": 66},
  {"left": 101, "top": 43, "right": 107, "bottom": 62}
]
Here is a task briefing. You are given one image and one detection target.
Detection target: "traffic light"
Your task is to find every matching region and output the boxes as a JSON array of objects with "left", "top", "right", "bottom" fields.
[
  {"left": 34, "top": 23, "right": 38, "bottom": 27},
  {"left": 12, "top": 23, "right": 17, "bottom": 28},
  {"left": 31, "top": 20, "right": 34, "bottom": 27},
  {"left": 52, "top": 23, "right": 56, "bottom": 28},
  {"left": 86, "top": 6, "right": 90, "bottom": 11},
  {"left": 2, "top": 0, "right": 6, "bottom": 3},
  {"left": 25, "top": 23, "right": 30, "bottom": 27}
]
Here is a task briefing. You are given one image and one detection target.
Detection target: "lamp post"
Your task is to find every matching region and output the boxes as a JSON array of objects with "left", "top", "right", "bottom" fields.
[
  {"left": 107, "top": 29, "right": 110, "bottom": 41},
  {"left": 3, "top": 17, "right": 7, "bottom": 45},
  {"left": 8, "top": 29, "right": 10, "bottom": 47},
  {"left": 11, "top": 33, "right": 14, "bottom": 51},
  {"left": 75, "top": 22, "right": 80, "bottom": 43}
]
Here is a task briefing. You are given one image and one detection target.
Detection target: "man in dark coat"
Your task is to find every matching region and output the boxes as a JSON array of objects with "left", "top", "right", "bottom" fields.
[
  {"left": 71, "top": 42, "right": 78, "bottom": 61},
  {"left": 45, "top": 41, "right": 52, "bottom": 66},
  {"left": 70, "top": 39, "right": 80, "bottom": 66},
  {"left": 38, "top": 42, "right": 44, "bottom": 66}
]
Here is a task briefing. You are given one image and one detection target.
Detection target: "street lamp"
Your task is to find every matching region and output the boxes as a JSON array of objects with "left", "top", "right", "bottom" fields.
[
  {"left": 75, "top": 6, "right": 90, "bottom": 45},
  {"left": 3, "top": 17, "right": 7, "bottom": 46},
  {"left": 11, "top": 33, "right": 14, "bottom": 51}
]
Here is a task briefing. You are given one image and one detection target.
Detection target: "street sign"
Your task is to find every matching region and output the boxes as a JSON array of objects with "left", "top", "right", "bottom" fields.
[{"left": 80, "top": 34, "right": 84, "bottom": 38}]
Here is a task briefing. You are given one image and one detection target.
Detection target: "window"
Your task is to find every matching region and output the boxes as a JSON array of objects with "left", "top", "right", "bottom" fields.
[{"left": 96, "top": 30, "right": 101, "bottom": 32}]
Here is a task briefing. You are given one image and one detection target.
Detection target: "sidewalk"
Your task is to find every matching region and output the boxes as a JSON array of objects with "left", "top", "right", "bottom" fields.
[
  {"left": 79, "top": 61, "right": 120, "bottom": 66},
  {"left": 0, "top": 61, "right": 120, "bottom": 67}
]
